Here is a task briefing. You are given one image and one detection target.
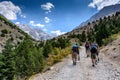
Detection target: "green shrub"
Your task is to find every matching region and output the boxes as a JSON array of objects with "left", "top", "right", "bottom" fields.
[
  {"left": 1, "top": 33, "right": 5, "bottom": 37},
  {"left": 0, "top": 39, "right": 15, "bottom": 80},
  {"left": 9, "top": 31, "right": 11, "bottom": 33},
  {"left": 15, "top": 39, "right": 45, "bottom": 78},
  {"left": 1, "top": 29, "right": 8, "bottom": 34},
  {"left": 102, "top": 32, "right": 119, "bottom": 45},
  {"left": 19, "top": 36, "right": 23, "bottom": 40},
  {"left": 10, "top": 37, "right": 14, "bottom": 41},
  {"left": 43, "top": 41, "right": 52, "bottom": 57}
]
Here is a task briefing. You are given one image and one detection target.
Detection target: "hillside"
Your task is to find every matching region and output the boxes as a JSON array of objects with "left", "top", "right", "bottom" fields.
[
  {"left": 61, "top": 11, "right": 120, "bottom": 46},
  {"left": 101, "top": 33, "right": 120, "bottom": 65},
  {"left": 0, "top": 14, "right": 72, "bottom": 80},
  {"left": 0, "top": 15, "right": 31, "bottom": 52},
  {"left": 0, "top": 15, "right": 47, "bottom": 80}
]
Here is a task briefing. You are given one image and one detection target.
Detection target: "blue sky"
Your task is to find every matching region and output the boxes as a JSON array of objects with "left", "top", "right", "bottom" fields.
[{"left": 0, "top": 0, "right": 120, "bottom": 36}]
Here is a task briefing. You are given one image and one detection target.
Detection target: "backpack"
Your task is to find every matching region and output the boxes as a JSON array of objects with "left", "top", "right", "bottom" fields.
[
  {"left": 85, "top": 42, "right": 89, "bottom": 48},
  {"left": 72, "top": 46, "right": 79, "bottom": 53},
  {"left": 90, "top": 46, "right": 97, "bottom": 53}
]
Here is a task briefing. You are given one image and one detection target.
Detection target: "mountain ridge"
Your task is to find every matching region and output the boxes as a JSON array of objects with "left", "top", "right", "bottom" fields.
[
  {"left": 17, "top": 24, "right": 52, "bottom": 41},
  {"left": 75, "top": 4, "right": 120, "bottom": 29}
]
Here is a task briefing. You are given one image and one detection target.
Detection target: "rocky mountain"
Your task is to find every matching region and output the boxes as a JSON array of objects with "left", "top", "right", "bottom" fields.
[
  {"left": 75, "top": 4, "right": 120, "bottom": 29},
  {"left": 17, "top": 24, "right": 52, "bottom": 41},
  {"left": 0, "top": 15, "right": 30, "bottom": 52}
]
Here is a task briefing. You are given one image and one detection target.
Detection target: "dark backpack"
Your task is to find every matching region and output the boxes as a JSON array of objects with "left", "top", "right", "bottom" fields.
[
  {"left": 85, "top": 43, "right": 89, "bottom": 48},
  {"left": 72, "top": 46, "right": 79, "bottom": 53},
  {"left": 90, "top": 46, "right": 97, "bottom": 53}
]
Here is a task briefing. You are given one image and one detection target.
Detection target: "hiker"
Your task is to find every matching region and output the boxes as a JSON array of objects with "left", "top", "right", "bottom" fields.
[
  {"left": 90, "top": 42, "right": 98, "bottom": 67},
  {"left": 94, "top": 42, "right": 99, "bottom": 62},
  {"left": 71, "top": 42, "right": 80, "bottom": 65},
  {"left": 85, "top": 41, "right": 90, "bottom": 57}
]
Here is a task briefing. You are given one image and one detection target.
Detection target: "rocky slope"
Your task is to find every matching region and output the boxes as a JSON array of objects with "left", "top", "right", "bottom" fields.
[
  {"left": 0, "top": 15, "right": 31, "bottom": 52},
  {"left": 101, "top": 36, "right": 120, "bottom": 65}
]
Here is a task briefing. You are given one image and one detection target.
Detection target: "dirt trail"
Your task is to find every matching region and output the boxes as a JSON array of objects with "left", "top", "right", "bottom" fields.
[{"left": 29, "top": 47, "right": 120, "bottom": 80}]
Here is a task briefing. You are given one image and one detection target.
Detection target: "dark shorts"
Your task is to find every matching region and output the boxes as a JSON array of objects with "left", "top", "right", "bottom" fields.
[
  {"left": 74, "top": 51, "right": 79, "bottom": 54},
  {"left": 85, "top": 47, "right": 89, "bottom": 50},
  {"left": 91, "top": 53, "right": 96, "bottom": 59},
  {"left": 72, "top": 52, "right": 77, "bottom": 60}
]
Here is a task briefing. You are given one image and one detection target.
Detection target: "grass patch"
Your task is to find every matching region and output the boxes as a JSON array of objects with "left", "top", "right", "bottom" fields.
[
  {"left": 47, "top": 47, "right": 72, "bottom": 66},
  {"left": 103, "top": 32, "right": 120, "bottom": 45}
]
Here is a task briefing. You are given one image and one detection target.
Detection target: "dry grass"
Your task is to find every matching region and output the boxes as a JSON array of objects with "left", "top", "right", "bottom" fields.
[
  {"left": 47, "top": 47, "right": 72, "bottom": 66},
  {"left": 103, "top": 32, "right": 120, "bottom": 45}
]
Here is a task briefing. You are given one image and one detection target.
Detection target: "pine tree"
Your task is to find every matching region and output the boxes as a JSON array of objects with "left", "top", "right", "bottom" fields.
[
  {"left": 95, "top": 23, "right": 110, "bottom": 46},
  {"left": 81, "top": 31, "right": 86, "bottom": 42},
  {"left": 43, "top": 41, "right": 52, "bottom": 57},
  {"left": 0, "top": 39, "right": 16, "bottom": 80},
  {"left": 15, "top": 38, "right": 45, "bottom": 78}
]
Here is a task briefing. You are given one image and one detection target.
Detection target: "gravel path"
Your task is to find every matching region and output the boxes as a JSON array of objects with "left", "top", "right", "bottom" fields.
[{"left": 29, "top": 47, "right": 120, "bottom": 80}]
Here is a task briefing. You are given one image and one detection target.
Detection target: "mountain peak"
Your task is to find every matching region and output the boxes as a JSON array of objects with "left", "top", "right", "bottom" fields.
[{"left": 17, "top": 24, "right": 52, "bottom": 41}]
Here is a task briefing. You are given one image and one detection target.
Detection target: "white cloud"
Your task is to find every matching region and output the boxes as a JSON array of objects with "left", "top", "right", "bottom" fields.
[
  {"left": 44, "top": 17, "right": 50, "bottom": 23},
  {"left": 88, "top": 0, "right": 120, "bottom": 10},
  {"left": 0, "top": 1, "right": 21, "bottom": 20},
  {"left": 41, "top": 2, "right": 54, "bottom": 13},
  {"left": 15, "top": 22, "right": 20, "bottom": 25},
  {"left": 43, "top": 28, "right": 47, "bottom": 31},
  {"left": 29, "top": 20, "right": 45, "bottom": 28},
  {"left": 30, "top": 21, "right": 34, "bottom": 24},
  {"left": 20, "top": 14, "right": 26, "bottom": 18},
  {"left": 51, "top": 30, "right": 66, "bottom": 36}
]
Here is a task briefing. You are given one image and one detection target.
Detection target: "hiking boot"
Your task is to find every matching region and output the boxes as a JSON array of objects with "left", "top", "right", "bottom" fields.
[
  {"left": 78, "top": 57, "right": 80, "bottom": 61},
  {"left": 95, "top": 61, "right": 97, "bottom": 65},
  {"left": 74, "top": 62, "right": 76, "bottom": 65},
  {"left": 98, "top": 58, "right": 99, "bottom": 61}
]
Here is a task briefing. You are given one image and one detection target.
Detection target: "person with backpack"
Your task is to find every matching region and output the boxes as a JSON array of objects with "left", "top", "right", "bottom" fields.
[
  {"left": 94, "top": 42, "right": 99, "bottom": 62},
  {"left": 71, "top": 42, "right": 80, "bottom": 65},
  {"left": 90, "top": 42, "right": 98, "bottom": 67},
  {"left": 85, "top": 42, "right": 90, "bottom": 57}
]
